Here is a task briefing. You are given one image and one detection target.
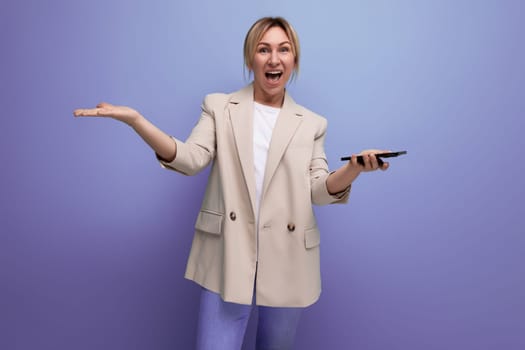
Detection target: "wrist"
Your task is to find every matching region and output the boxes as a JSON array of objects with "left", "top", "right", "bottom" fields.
[
  {"left": 128, "top": 112, "right": 144, "bottom": 128},
  {"left": 344, "top": 162, "right": 361, "bottom": 180}
]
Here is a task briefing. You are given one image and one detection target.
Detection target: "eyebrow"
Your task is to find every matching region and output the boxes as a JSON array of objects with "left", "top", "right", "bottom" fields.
[{"left": 257, "top": 41, "right": 291, "bottom": 46}]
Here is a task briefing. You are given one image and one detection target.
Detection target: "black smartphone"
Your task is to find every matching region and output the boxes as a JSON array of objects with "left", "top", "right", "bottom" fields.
[{"left": 340, "top": 151, "right": 407, "bottom": 166}]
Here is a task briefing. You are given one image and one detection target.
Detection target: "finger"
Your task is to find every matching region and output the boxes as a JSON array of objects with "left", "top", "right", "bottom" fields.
[
  {"left": 370, "top": 153, "right": 379, "bottom": 170},
  {"left": 96, "top": 102, "right": 113, "bottom": 108},
  {"left": 74, "top": 108, "right": 111, "bottom": 117},
  {"left": 368, "top": 154, "right": 379, "bottom": 170},
  {"left": 360, "top": 154, "right": 370, "bottom": 170},
  {"left": 362, "top": 149, "right": 381, "bottom": 156},
  {"left": 381, "top": 161, "right": 389, "bottom": 171},
  {"left": 350, "top": 154, "right": 360, "bottom": 168},
  {"left": 73, "top": 108, "right": 101, "bottom": 117}
]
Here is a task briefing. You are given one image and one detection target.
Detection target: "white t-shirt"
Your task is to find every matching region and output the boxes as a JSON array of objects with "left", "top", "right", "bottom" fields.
[{"left": 253, "top": 101, "right": 280, "bottom": 218}]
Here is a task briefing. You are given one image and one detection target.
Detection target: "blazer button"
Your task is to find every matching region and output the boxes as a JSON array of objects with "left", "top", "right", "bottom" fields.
[
  {"left": 287, "top": 223, "right": 295, "bottom": 232},
  {"left": 229, "top": 212, "right": 236, "bottom": 221}
]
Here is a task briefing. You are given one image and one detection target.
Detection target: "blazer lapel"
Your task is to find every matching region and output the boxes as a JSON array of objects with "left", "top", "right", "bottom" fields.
[
  {"left": 262, "top": 91, "right": 303, "bottom": 199},
  {"left": 228, "top": 85, "right": 257, "bottom": 217}
]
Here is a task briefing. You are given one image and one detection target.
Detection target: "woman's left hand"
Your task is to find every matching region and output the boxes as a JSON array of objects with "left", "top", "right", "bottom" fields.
[
  {"left": 326, "top": 149, "right": 390, "bottom": 195},
  {"left": 347, "top": 149, "right": 390, "bottom": 172}
]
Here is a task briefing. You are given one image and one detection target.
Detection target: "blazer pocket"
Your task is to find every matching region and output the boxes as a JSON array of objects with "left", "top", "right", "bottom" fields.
[
  {"left": 304, "top": 226, "right": 320, "bottom": 249},
  {"left": 195, "top": 210, "right": 224, "bottom": 235}
]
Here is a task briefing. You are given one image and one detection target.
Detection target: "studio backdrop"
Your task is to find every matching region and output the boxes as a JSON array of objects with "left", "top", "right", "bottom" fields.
[{"left": 2, "top": 0, "right": 524, "bottom": 349}]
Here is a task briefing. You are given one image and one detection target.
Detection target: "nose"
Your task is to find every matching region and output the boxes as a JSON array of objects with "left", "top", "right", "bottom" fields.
[{"left": 269, "top": 50, "right": 279, "bottom": 66}]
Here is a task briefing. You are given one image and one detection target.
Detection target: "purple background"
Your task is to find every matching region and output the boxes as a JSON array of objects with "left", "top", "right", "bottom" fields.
[{"left": 2, "top": 0, "right": 524, "bottom": 349}]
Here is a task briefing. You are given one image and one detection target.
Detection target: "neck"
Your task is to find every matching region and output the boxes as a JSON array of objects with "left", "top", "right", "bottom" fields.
[{"left": 253, "top": 88, "right": 285, "bottom": 108}]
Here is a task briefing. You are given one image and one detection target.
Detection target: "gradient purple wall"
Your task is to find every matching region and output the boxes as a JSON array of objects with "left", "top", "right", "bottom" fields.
[{"left": 2, "top": 0, "right": 524, "bottom": 349}]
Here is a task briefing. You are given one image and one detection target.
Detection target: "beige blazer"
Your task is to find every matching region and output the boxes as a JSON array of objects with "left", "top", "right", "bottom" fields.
[{"left": 159, "top": 84, "right": 349, "bottom": 307}]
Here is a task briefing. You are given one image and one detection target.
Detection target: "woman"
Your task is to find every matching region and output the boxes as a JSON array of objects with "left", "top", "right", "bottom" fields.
[{"left": 75, "top": 16, "right": 389, "bottom": 350}]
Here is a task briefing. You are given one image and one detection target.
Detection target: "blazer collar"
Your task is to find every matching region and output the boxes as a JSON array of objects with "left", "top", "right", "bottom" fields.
[{"left": 228, "top": 84, "right": 304, "bottom": 216}]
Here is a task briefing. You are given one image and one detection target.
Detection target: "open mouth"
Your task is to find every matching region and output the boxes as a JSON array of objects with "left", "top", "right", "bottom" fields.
[{"left": 265, "top": 71, "right": 283, "bottom": 81}]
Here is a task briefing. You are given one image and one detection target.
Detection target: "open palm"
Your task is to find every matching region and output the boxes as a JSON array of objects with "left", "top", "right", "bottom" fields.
[{"left": 74, "top": 102, "right": 140, "bottom": 125}]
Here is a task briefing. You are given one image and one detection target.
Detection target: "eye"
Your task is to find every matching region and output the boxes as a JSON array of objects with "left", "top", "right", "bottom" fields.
[{"left": 258, "top": 47, "right": 270, "bottom": 54}]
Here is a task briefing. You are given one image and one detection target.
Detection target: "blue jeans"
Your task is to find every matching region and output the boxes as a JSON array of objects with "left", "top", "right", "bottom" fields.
[{"left": 196, "top": 288, "right": 303, "bottom": 350}]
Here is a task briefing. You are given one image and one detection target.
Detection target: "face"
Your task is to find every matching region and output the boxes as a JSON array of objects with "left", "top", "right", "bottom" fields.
[{"left": 250, "top": 26, "right": 296, "bottom": 107}]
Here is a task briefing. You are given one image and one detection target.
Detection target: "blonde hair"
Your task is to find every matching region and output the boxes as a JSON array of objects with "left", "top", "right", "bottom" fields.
[{"left": 243, "top": 17, "right": 300, "bottom": 79}]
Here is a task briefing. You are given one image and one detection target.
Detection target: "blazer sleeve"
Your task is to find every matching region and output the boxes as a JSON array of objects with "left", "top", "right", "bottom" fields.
[
  {"left": 157, "top": 94, "right": 220, "bottom": 176},
  {"left": 310, "top": 117, "right": 350, "bottom": 205}
]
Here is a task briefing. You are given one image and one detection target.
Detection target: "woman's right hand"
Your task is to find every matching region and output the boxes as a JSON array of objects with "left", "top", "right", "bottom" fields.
[
  {"left": 74, "top": 102, "right": 141, "bottom": 126},
  {"left": 74, "top": 102, "right": 177, "bottom": 162}
]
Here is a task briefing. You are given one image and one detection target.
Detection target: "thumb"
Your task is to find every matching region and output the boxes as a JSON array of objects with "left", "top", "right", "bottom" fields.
[{"left": 96, "top": 102, "right": 113, "bottom": 108}]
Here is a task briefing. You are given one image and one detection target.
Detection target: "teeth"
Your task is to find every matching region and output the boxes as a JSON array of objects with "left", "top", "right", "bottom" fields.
[{"left": 265, "top": 71, "right": 283, "bottom": 81}]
